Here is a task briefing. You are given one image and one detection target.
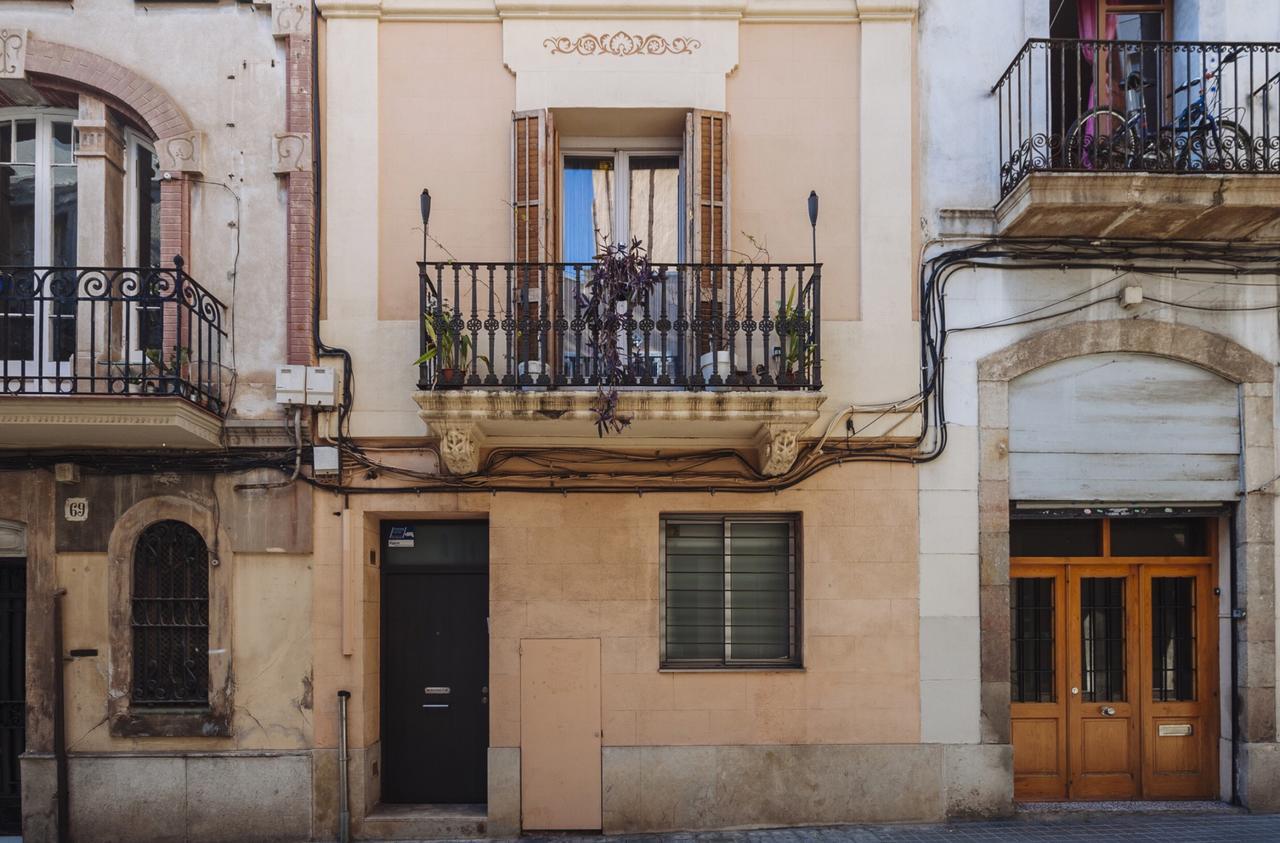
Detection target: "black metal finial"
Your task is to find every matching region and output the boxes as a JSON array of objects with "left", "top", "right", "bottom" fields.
[
  {"left": 420, "top": 189, "right": 432, "bottom": 227},
  {"left": 808, "top": 191, "right": 819, "bottom": 265}
]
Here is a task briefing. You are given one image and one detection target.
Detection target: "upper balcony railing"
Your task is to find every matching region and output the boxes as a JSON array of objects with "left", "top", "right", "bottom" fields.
[
  {"left": 0, "top": 258, "right": 229, "bottom": 415},
  {"left": 417, "top": 261, "right": 822, "bottom": 391},
  {"left": 994, "top": 39, "right": 1280, "bottom": 197}
]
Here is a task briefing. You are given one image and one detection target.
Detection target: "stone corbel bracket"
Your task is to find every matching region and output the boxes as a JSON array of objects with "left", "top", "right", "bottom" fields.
[
  {"left": 432, "top": 422, "right": 487, "bottom": 475},
  {"left": 754, "top": 422, "right": 809, "bottom": 477},
  {"left": 157, "top": 131, "right": 205, "bottom": 176},
  {"left": 272, "top": 0, "right": 311, "bottom": 37},
  {"left": 0, "top": 28, "right": 27, "bottom": 79},
  {"left": 273, "top": 132, "right": 313, "bottom": 173}
]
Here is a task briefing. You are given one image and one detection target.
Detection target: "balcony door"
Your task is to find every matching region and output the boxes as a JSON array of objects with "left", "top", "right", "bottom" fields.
[
  {"left": 561, "top": 145, "right": 683, "bottom": 380},
  {"left": 1011, "top": 516, "right": 1218, "bottom": 801},
  {"left": 0, "top": 111, "right": 78, "bottom": 388}
]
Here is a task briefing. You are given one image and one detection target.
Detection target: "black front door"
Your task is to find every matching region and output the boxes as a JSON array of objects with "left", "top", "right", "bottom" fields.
[
  {"left": 0, "top": 558, "right": 24, "bottom": 834},
  {"left": 381, "top": 521, "right": 488, "bottom": 804}
]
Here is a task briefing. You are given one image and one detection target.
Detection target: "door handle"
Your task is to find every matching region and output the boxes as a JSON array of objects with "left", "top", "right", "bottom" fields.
[
  {"left": 422, "top": 704, "right": 449, "bottom": 709},
  {"left": 1100, "top": 705, "right": 1117, "bottom": 717},
  {"left": 1071, "top": 686, "right": 1079, "bottom": 695}
]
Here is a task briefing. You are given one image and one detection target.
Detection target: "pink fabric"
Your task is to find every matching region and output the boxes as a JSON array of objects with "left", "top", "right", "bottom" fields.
[{"left": 1077, "top": 1, "right": 1119, "bottom": 161}]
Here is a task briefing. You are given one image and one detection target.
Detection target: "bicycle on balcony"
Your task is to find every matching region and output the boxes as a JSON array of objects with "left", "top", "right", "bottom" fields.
[{"left": 1066, "top": 45, "right": 1256, "bottom": 173}]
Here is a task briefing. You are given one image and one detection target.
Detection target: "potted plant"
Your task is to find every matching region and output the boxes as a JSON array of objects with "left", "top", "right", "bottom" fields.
[
  {"left": 773, "top": 286, "right": 815, "bottom": 385},
  {"left": 414, "top": 305, "right": 488, "bottom": 386}
]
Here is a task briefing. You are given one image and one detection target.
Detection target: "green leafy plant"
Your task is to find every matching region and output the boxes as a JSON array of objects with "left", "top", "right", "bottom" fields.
[
  {"left": 774, "top": 285, "right": 815, "bottom": 381},
  {"left": 414, "top": 305, "right": 490, "bottom": 382}
]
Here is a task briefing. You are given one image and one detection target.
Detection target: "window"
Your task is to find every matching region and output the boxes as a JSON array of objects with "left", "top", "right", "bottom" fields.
[
  {"left": 124, "top": 132, "right": 164, "bottom": 357},
  {"left": 0, "top": 110, "right": 78, "bottom": 369},
  {"left": 131, "top": 520, "right": 209, "bottom": 707},
  {"left": 661, "top": 515, "right": 799, "bottom": 668}
]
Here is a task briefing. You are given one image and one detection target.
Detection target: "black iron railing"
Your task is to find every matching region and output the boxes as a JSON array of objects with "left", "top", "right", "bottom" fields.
[
  {"left": 418, "top": 261, "right": 821, "bottom": 390},
  {"left": 0, "top": 258, "right": 229, "bottom": 414},
  {"left": 994, "top": 39, "right": 1280, "bottom": 196}
]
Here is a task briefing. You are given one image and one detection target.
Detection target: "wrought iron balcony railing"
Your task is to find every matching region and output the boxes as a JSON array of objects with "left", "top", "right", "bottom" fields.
[
  {"left": 417, "top": 261, "right": 822, "bottom": 391},
  {"left": 994, "top": 39, "right": 1280, "bottom": 197},
  {"left": 0, "top": 258, "right": 229, "bottom": 414}
]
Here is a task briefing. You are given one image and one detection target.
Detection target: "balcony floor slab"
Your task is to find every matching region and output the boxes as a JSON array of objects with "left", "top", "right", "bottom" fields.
[
  {"left": 995, "top": 172, "right": 1280, "bottom": 241},
  {"left": 0, "top": 395, "right": 224, "bottom": 449}
]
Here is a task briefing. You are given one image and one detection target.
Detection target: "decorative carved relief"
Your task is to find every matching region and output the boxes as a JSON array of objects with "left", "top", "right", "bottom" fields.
[
  {"left": 157, "top": 131, "right": 204, "bottom": 175},
  {"left": 273, "top": 132, "right": 312, "bottom": 173},
  {"left": 755, "top": 423, "right": 806, "bottom": 477},
  {"left": 543, "top": 33, "right": 702, "bottom": 57},
  {"left": 437, "top": 423, "right": 482, "bottom": 475},
  {"left": 0, "top": 28, "right": 27, "bottom": 79},
  {"left": 271, "top": 0, "right": 310, "bottom": 38},
  {"left": 73, "top": 119, "right": 124, "bottom": 167}
]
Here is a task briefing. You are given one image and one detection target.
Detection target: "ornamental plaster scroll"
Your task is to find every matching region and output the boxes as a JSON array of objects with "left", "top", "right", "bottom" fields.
[
  {"left": 273, "top": 132, "right": 312, "bottom": 173},
  {"left": 272, "top": 0, "right": 311, "bottom": 37},
  {"left": 157, "top": 131, "right": 205, "bottom": 175},
  {"left": 0, "top": 28, "right": 27, "bottom": 79},
  {"left": 436, "top": 422, "right": 484, "bottom": 475},
  {"left": 543, "top": 33, "right": 702, "bottom": 57},
  {"left": 754, "top": 422, "right": 808, "bottom": 477}
]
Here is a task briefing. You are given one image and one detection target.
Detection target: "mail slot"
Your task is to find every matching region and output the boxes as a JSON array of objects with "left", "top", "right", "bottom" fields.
[
  {"left": 424, "top": 686, "right": 451, "bottom": 695},
  {"left": 1158, "top": 724, "right": 1193, "bottom": 737}
]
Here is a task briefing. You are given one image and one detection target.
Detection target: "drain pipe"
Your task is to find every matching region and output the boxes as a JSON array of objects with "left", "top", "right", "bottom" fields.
[{"left": 337, "top": 690, "right": 351, "bottom": 843}]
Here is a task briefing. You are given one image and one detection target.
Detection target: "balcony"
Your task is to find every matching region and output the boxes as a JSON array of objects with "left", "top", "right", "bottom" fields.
[
  {"left": 412, "top": 260, "right": 826, "bottom": 475},
  {"left": 993, "top": 39, "right": 1280, "bottom": 239},
  {"left": 0, "top": 260, "right": 229, "bottom": 449}
]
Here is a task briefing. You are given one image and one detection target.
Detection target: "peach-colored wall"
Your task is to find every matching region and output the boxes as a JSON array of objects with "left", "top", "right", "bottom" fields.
[
  {"left": 727, "top": 24, "right": 860, "bottom": 321},
  {"left": 377, "top": 22, "right": 515, "bottom": 320},
  {"left": 311, "top": 461, "right": 921, "bottom": 754}
]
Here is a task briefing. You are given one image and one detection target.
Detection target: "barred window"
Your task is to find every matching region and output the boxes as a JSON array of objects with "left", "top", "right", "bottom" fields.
[
  {"left": 661, "top": 516, "right": 800, "bottom": 668},
  {"left": 131, "top": 520, "right": 209, "bottom": 707}
]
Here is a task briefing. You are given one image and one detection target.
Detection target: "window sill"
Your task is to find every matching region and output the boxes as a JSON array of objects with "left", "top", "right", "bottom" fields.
[
  {"left": 658, "top": 665, "right": 805, "bottom": 673},
  {"left": 109, "top": 708, "right": 231, "bottom": 739}
]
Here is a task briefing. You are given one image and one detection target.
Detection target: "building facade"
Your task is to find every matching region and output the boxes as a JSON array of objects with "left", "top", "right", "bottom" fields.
[
  {"left": 0, "top": 0, "right": 319, "bottom": 841},
  {"left": 4, "top": 0, "right": 1280, "bottom": 841}
]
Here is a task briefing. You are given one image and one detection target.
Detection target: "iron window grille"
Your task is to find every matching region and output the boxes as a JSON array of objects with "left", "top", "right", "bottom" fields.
[
  {"left": 660, "top": 515, "right": 800, "bottom": 669},
  {"left": 1011, "top": 577, "right": 1056, "bottom": 704},
  {"left": 131, "top": 520, "right": 210, "bottom": 708}
]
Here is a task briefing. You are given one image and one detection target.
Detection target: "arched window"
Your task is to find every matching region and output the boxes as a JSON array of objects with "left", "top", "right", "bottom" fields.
[{"left": 131, "top": 520, "right": 209, "bottom": 707}]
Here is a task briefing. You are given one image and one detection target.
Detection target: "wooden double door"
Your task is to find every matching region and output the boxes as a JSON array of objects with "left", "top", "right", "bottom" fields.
[{"left": 1011, "top": 517, "right": 1218, "bottom": 801}]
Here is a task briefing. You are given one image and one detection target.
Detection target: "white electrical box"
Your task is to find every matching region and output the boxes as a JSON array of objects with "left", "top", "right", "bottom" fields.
[
  {"left": 313, "top": 446, "right": 340, "bottom": 477},
  {"left": 305, "top": 366, "right": 337, "bottom": 407},
  {"left": 1120, "top": 286, "right": 1144, "bottom": 308},
  {"left": 275, "top": 365, "right": 307, "bottom": 404}
]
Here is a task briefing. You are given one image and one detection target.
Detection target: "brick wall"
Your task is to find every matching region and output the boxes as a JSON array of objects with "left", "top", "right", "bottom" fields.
[{"left": 286, "top": 32, "right": 316, "bottom": 365}]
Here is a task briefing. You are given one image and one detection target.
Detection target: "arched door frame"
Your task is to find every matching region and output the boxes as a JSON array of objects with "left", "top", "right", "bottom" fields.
[{"left": 975, "top": 319, "right": 1277, "bottom": 809}]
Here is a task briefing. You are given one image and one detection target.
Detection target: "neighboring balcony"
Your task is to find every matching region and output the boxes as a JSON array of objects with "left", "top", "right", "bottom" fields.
[
  {"left": 0, "top": 259, "right": 229, "bottom": 449},
  {"left": 993, "top": 39, "right": 1280, "bottom": 239},
  {"left": 412, "top": 260, "right": 826, "bottom": 475}
]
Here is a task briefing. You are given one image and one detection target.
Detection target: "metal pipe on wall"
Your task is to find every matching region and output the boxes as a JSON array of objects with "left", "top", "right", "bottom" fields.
[{"left": 337, "top": 690, "right": 351, "bottom": 843}]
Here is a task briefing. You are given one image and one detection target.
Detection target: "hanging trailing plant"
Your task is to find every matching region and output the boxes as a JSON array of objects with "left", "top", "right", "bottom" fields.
[{"left": 576, "top": 238, "right": 659, "bottom": 435}]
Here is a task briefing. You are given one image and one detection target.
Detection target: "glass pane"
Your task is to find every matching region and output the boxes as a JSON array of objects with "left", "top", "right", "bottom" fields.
[
  {"left": 665, "top": 521, "right": 725, "bottom": 661},
  {"left": 380, "top": 521, "right": 488, "bottom": 569},
  {"left": 0, "top": 164, "right": 35, "bottom": 266},
  {"left": 1010, "top": 518, "right": 1102, "bottom": 557},
  {"left": 1110, "top": 518, "right": 1208, "bottom": 556},
  {"left": 51, "top": 122, "right": 74, "bottom": 165},
  {"left": 1081, "top": 577, "right": 1127, "bottom": 702},
  {"left": 1108, "top": 11, "right": 1163, "bottom": 42},
  {"left": 52, "top": 167, "right": 77, "bottom": 268},
  {"left": 726, "top": 521, "right": 791, "bottom": 661},
  {"left": 0, "top": 123, "right": 10, "bottom": 163},
  {"left": 562, "top": 155, "right": 615, "bottom": 261},
  {"left": 1011, "top": 578, "right": 1055, "bottom": 703},
  {"left": 136, "top": 145, "right": 162, "bottom": 267},
  {"left": 0, "top": 294, "right": 33, "bottom": 361},
  {"left": 628, "top": 155, "right": 680, "bottom": 263},
  {"left": 1152, "top": 577, "right": 1196, "bottom": 702},
  {"left": 12, "top": 121, "right": 34, "bottom": 165}
]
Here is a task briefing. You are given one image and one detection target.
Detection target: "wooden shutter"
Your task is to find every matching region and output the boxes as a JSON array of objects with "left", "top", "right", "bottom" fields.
[
  {"left": 512, "top": 109, "right": 558, "bottom": 263},
  {"left": 685, "top": 110, "right": 729, "bottom": 267}
]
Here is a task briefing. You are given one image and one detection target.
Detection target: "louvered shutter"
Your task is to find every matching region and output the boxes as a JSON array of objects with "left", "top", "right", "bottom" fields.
[
  {"left": 512, "top": 110, "right": 560, "bottom": 375},
  {"left": 685, "top": 110, "right": 729, "bottom": 357}
]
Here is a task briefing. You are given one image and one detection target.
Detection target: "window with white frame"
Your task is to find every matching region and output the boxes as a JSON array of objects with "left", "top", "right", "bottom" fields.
[
  {"left": 0, "top": 110, "right": 78, "bottom": 367},
  {"left": 561, "top": 141, "right": 684, "bottom": 379},
  {"left": 660, "top": 515, "right": 800, "bottom": 669}
]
